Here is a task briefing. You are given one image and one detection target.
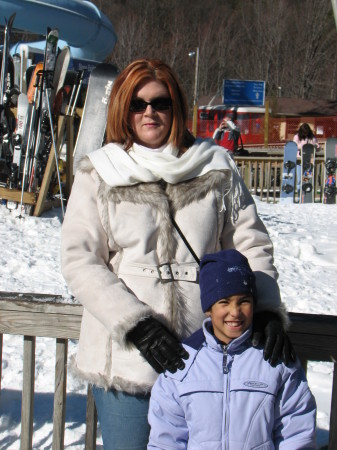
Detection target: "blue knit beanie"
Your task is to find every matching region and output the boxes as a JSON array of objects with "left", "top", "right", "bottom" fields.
[{"left": 199, "top": 249, "right": 256, "bottom": 312}]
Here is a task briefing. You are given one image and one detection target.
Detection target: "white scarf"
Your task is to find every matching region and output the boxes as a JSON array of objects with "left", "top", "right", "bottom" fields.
[{"left": 88, "top": 138, "right": 237, "bottom": 187}]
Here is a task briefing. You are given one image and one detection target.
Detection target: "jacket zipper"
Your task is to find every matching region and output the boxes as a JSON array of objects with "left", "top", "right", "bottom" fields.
[
  {"left": 222, "top": 344, "right": 228, "bottom": 374},
  {"left": 223, "top": 345, "right": 230, "bottom": 450}
]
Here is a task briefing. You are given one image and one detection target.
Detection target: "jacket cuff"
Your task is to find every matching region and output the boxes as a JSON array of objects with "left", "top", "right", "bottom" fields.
[{"left": 111, "top": 304, "right": 153, "bottom": 350}]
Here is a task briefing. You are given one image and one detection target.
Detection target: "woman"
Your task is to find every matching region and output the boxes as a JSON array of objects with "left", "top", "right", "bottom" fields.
[
  {"left": 212, "top": 110, "right": 240, "bottom": 154},
  {"left": 293, "top": 122, "right": 320, "bottom": 157},
  {"left": 293, "top": 122, "right": 320, "bottom": 194},
  {"left": 61, "top": 59, "right": 294, "bottom": 450}
]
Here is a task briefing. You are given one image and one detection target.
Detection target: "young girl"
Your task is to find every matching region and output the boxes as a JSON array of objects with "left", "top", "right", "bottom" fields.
[{"left": 148, "top": 249, "right": 317, "bottom": 449}]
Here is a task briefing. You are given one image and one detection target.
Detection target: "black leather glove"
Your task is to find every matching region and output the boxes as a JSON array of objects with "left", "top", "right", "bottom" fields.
[
  {"left": 252, "top": 311, "right": 296, "bottom": 367},
  {"left": 127, "top": 317, "right": 189, "bottom": 374}
]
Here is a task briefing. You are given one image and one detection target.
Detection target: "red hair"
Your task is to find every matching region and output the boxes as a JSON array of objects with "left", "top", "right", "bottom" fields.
[{"left": 105, "top": 59, "right": 194, "bottom": 152}]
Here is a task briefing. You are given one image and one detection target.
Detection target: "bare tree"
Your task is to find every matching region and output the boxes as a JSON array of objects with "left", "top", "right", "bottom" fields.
[{"left": 7, "top": 0, "right": 332, "bottom": 103}]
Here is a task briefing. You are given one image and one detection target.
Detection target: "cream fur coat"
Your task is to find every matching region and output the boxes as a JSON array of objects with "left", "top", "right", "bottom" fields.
[{"left": 61, "top": 139, "right": 285, "bottom": 394}]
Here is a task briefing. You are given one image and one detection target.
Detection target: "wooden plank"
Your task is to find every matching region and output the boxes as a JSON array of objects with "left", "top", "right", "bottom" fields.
[
  {"left": 20, "top": 336, "right": 35, "bottom": 450},
  {"left": 0, "top": 187, "right": 36, "bottom": 204},
  {"left": 0, "top": 294, "right": 83, "bottom": 339},
  {"left": 266, "top": 161, "right": 271, "bottom": 203},
  {"left": 0, "top": 297, "right": 83, "bottom": 320},
  {"left": 259, "top": 161, "right": 265, "bottom": 200},
  {"left": 52, "top": 339, "right": 68, "bottom": 450},
  {"left": 0, "top": 309, "right": 82, "bottom": 339},
  {"left": 33, "top": 115, "right": 67, "bottom": 217},
  {"left": 273, "top": 161, "right": 279, "bottom": 203},
  {"left": 288, "top": 312, "right": 337, "bottom": 336},
  {"left": 253, "top": 161, "right": 258, "bottom": 195},
  {"left": 85, "top": 384, "right": 97, "bottom": 450},
  {"left": 243, "top": 161, "right": 250, "bottom": 188},
  {"left": 0, "top": 292, "right": 64, "bottom": 302},
  {"left": 289, "top": 333, "right": 337, "bottom": 362},
  {"left": 329, "top": 363, "right": 337, "bottom": 449}
]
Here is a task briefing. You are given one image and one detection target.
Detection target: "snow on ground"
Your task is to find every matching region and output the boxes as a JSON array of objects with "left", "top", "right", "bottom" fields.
[{"left": 0, "top": 198, "right": 336, "bottom": 449}]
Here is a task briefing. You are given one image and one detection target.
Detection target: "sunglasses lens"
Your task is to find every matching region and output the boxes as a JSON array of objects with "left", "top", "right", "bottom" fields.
[
  {"left": 151, "top": 98, "right": 172, "bottom": 111},
  {"left": 129, "top": 99, "right": 147, "bottom": 112},
  {"left": 129, "top": 97, "right": 172, "bottom": 112}
]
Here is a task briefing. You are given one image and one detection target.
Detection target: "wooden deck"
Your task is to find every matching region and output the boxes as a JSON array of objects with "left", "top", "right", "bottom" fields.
[
  {"left": 0, "top": 292, "right": 336, "bottom": 449},
  {"left": 234, "top": 154, "right": 325, "bottom": 203}
]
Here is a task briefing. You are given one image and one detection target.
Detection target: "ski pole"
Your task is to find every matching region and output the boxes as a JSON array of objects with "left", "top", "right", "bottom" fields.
[{"left": 45, "top": 85, "right": 65, "bottom": 218}]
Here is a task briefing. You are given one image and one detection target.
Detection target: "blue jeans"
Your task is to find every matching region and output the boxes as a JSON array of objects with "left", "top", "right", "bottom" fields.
[{"left": 92, "top": 386, "right": 151, "bottom": 450}]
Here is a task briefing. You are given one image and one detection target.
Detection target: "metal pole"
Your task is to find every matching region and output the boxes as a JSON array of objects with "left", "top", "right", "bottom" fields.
[{"left": 192, "top": 47, "right": 199, "bottom": 136}]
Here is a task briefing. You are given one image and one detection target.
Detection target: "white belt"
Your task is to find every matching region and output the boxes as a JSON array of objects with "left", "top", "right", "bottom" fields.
[{"left": 117, "top": 262, "right": 199, "bottom": 283}]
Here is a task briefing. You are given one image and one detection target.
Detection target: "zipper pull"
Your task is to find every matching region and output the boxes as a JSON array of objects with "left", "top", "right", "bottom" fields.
[{"left": 223, "top": 345, "right": 229, "bottom": 374}]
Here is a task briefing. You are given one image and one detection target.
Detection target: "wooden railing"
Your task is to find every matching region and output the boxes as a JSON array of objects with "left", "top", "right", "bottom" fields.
[
  {"left": 235, "top": 155, "right": 325, "bottom": 203},
  {"left": 0, "top": 292, "right": 96, "bottom": 450},
  {"left": 0, "top": 292, "right": 336, "bottom": 449}
]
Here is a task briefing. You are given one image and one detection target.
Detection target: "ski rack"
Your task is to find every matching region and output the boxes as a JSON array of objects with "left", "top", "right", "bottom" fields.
[{"left": 0, "top": 112, "right": 74, "bottom": 217}]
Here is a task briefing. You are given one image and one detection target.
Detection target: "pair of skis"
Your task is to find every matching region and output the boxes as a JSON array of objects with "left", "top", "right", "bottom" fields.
[{"left": 7, "top": 28, "right": 69, "bottom": 216}]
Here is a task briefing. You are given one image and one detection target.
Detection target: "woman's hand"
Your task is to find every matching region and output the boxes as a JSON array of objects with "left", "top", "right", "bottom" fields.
[
  {"left": 252, "top": 311, "right": 296, "bottom": 366},
  {"left": 127, "top": 317, "right": 189, "bottom": 374},
  {"left": 219, "top": 119, "right": 228, "bottom": 130}
]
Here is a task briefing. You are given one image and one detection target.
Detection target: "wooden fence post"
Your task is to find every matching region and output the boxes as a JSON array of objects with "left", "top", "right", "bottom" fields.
[
  {"left": 52, "top": 338, "right": 68, "bottom": 450},
  {"left": 85, "top": 384, "right": 97, "bottom": 450},
  {"left": 20, "top": 335, "right": 35, "bottom": 450}
]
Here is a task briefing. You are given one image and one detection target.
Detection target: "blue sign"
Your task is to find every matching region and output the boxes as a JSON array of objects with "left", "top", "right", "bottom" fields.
[{"left": 223, "top": 79, "right": 265, "bottom": 106}]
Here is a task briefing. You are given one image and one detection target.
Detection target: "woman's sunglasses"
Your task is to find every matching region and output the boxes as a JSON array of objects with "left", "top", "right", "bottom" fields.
[{"left": 129, "top": 97, "right": 172, "bottom": 113}]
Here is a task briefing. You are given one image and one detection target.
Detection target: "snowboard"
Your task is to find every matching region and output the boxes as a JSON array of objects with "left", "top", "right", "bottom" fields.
[
  {"left": 300, "top": 143, "right": 316, "bottom": 203},
  {"left": 73, "top": 62, "right": 119, "bottom": 172},
  {"left": 50, "top": 46, "right": 71, "bottom": 108},
  {"left": 280, "top": 141, "right": 297, "bottom": 203},
  {"left": 323, "top": 137, "right": 337, "bottom": 204}
]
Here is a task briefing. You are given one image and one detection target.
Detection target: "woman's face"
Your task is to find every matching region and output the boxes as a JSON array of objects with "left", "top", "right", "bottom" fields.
[{"left": 129, "top": 79, "right": 172, "bottom": 149}]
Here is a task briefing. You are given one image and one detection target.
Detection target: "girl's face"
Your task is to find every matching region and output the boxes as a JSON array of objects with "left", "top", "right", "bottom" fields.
[
  {"left": 207, "top": 294, "right": 254, "bottom": 344},
  {"left": 129, "top": 79, "right": 173, "bottom": 149}
]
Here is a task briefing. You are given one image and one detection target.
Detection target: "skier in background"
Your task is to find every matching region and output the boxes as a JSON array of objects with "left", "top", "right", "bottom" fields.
[
  {"left": 212, "top": 110, "right": 241, "bottom": 154},
  {"left": 293, "top": 123, "right": 320, "bottom": 157}
]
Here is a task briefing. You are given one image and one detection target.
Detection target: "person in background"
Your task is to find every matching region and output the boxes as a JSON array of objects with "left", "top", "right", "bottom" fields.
[
  {"left": 61, "top": 58, "right": 294, "bottom": 450},
  {"left": 293, "top": 122, "right": 320, "bottom": 157},
  {"left": 148, "top": 249, "right": 317, "bottom": 450},
  {"left": 212, "top": 110, "right": 241, "bottom": 154},
  {"left": 293, "top": 123, "right": 320, "bottom": 193}
]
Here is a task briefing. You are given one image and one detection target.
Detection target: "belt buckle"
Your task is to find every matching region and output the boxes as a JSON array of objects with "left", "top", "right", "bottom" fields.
[{"left": 157, "top": 263, "right": 174, "bottom": 283}]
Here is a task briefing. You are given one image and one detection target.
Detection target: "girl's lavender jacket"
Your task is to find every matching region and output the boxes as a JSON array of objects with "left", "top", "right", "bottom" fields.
[{"left": 148, "top": 318, "right": 317, "bottom": 450}]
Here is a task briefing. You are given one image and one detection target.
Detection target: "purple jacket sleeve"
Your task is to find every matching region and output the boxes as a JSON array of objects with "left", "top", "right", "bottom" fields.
[
  {"left": 148, "top": 374, "right": 188, "bottom": 449},
  {"left": 274, "top": 359, "right": 317, "bottom": 449}
]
